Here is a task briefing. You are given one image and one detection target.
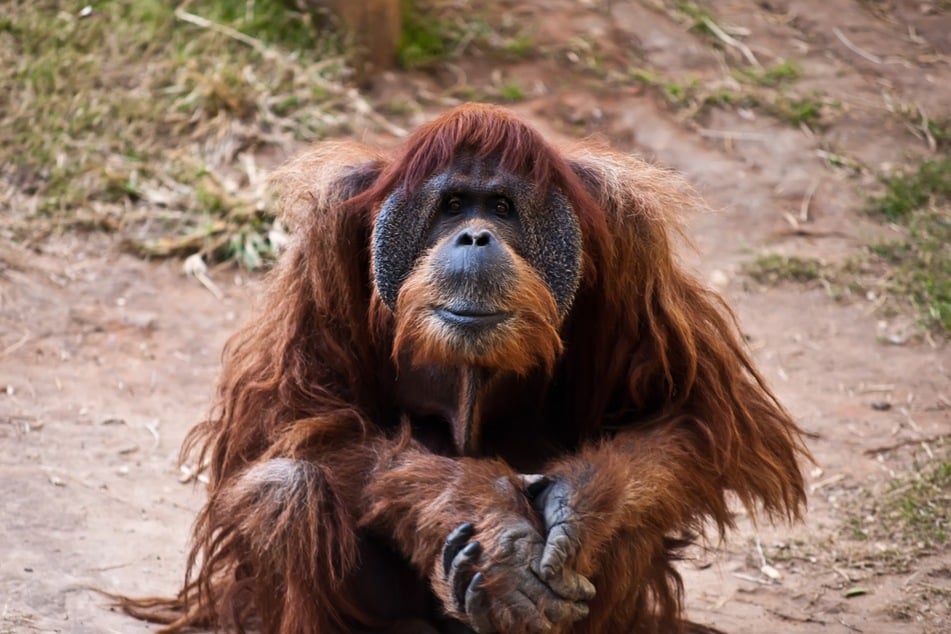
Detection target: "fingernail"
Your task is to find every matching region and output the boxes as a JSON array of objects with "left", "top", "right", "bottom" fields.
[{"left": 581, "top": 579, "right": 596, "bottom": 598}]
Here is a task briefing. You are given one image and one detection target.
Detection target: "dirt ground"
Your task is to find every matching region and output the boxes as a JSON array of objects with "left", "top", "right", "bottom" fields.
[{"left": 1, "top": 1, "right": 949, "bottom": 632}]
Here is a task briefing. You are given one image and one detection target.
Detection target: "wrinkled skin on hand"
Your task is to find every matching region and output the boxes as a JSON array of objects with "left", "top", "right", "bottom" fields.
[
  {"left": 525, "top": 477, "right": 585, "bottom": 586},
  {"left": 439, "top": 499, "right": 595, "bottom": 634}
]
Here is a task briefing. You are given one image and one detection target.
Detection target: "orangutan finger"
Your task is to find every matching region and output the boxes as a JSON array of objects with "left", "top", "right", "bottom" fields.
[
  {"left": 464, "top": 572, "right": 496, "bottom": 633},
  {"left": 443, "top": 522, "right": 476, "bottom": 579},
  {"left": 450, "top": 541, "right": 482, "bottom": 612}
]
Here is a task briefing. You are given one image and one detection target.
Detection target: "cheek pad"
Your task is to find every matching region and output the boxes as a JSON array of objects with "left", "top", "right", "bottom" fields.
[
  {"left": 372, "top": 173, "right": 449, "bottom": 310},
  {"left": 517, "top": 190, "right": 583, "bottom": 316}
]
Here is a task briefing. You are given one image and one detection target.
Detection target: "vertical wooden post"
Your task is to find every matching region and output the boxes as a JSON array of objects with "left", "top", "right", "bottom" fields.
[{"left": 316, "top": 0, "right": 402, "bottom": 76}]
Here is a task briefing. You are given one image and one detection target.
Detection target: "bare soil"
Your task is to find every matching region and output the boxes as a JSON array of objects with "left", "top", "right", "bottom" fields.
[{"left": 1, "top": 1, "right": 949, "bottom": 632}]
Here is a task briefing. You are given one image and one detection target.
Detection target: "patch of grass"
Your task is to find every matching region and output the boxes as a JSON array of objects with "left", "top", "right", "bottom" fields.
[
  {"left": 767, "top": 94, "right": 830, "bottom": 128},
  {"left": 743, "top": 252, "right": 888, "bottom": 307},
  {"left": 399, "top": 0, "right": 453, "bottom": 67},
  {"left": 479, "top": 21, "right": 540, "bottom": 63},
  {"left": 663, "top": 80, "right": 693, "bottom": 105},
  {"left": 645, "top": 4, "right": 831, "bottom": 130},
  {"left": 628, "top": 69, "right": 703, "bottom": 108},
  {"left": 867, "top": 158, "right": 951, "bottom": 333},
  {"left": 673, "top": 0, "right": 716, "bottom": 35},
  {"left": 629, "top": 69, "right": 662, "bottom": 86},
  {"left": 926, "top": 118, "right": 951, "bottom": 149},
  {"left": 646, "top": 78, "right": 742, "bottom": 111},
  {"left": 702, "top": 88, "right": 740, "bottom": 108},
  {"left": 502, "top": 35, "right": 536, "bottom": 59},
  {"left": 868, "top": 209, "right": 951, "bottom": 333},
  {"left": 736, "top": 60, "right": 802, "bottom": 87},
  {"left": 895, "top": 461, "right": 951, "bottom": 546},
  {"left": 450, "top": 86, "right": 480, "bottom": 101},
  {"left": 761, "top": 60, "right": 802, "bottom": 85},
  {"left": 744, "top": 254, "right": 826, "bottom": 285},
  {"left": 0, "top": 0, "right": 354, "bottom": 268},
  {"left": 873, "top": 158, "right": 951, "bottom": 221},
  {"left": 204, "top": 0, "right": 318, "bottom": 49},
  {"left": 629, "top": 65, "right": 715, "bottom": 109},
  {"left": 817, "top": 146, "right": 865, "bottom": 176},
  {"left": 847, "top": 458, "right": 950, "bottom": 552},
  {"left": 747, "top": 224, "right": 950, "bottom": 334},
  {"left": 398, "top": 1, "right": 538, "bottom": 68},
  {"left": 497, "top": 81, "right": 526, "bottom": 102},
  {"left": 628, "top": 63, "right": 833, "bottom": 130}
]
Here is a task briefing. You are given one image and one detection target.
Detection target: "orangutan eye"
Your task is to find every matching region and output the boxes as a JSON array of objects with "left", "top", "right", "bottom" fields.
[
  {"left": 495, "top": 199, "right": 510, "bottom": 217},
  {"left": 446, "top": 197, "right": 462, "bottom": 213}
]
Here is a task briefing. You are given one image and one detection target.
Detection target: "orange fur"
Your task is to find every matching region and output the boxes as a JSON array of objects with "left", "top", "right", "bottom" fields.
[
  {"left": 118, "top": 104, "right": 807, "bottom": 634},
  {"left": 392, "top": 235, "right": 562, "bottom": 376}
]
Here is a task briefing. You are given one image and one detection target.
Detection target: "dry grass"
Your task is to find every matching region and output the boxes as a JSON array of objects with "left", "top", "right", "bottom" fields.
[
  {"left": 843, "top": 450, "right": 950, "bottom": 572},
  {"left": 742, "top": 158, "right": 951, "bottom": 336},
  {"left": 0, "top": 0, "right": 550, "bottom": 268},
  {"left": 867, "top": 158, "right": 951, "bottom": 334},
  {"left": 0, "top": 0, "right": 375, "bottom": 268}
]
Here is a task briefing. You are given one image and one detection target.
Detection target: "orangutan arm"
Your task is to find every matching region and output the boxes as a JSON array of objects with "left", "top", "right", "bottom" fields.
[
  {"left": 531, "top": 401, "right": 807, "bottom": 597},
  {"left": 533, "top": 425, "right": 718, "bottom": 581},
  {"left": 361, "top": 435, "right": 595, "bottom": 633}
]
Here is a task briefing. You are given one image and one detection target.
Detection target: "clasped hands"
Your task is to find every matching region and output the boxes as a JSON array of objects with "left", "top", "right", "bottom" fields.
[{"left": 438, "top": 476, "right": 596, "bottom": 634}]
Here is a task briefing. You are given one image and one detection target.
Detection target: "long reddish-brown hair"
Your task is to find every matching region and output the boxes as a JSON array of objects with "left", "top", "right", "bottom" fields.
[{"left": 119, "top": 103, "right": 806, "bottom": 633}]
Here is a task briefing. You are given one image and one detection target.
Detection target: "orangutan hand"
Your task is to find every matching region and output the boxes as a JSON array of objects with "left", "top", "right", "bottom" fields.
[{"left": 439, "top": 513, "right": 595, "bottom": 634}]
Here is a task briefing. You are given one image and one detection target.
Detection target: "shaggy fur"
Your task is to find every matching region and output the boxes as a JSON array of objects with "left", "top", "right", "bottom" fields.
[{"left": 119, "top": 104, "right": 808, "bottom": 633}]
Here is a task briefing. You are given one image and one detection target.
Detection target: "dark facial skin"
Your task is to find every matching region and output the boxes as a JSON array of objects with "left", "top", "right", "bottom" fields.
[
  {"left": 425, "top": 189, "right": 522, "bottom": 250},
  {"left": 425, "top": 188, "right": 523, "bottom": 330}
]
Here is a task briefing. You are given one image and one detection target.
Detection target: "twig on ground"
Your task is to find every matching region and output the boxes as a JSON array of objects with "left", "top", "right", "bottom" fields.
[
  {"left": 755, "top": 537, "right": 766, "bottom": 566},
  {"left": 699, "top": 128, "right": 770, "bottom": 141},
  {"left": 0, "top": 330, "right": 30, "bottom": 358},
  {"left": 903, "top": 569, "right": 923, "bottom": 587},
  {"left": 862, "top": 433, "right": 951, "bottom": 455},
  {"left": 800, "top": 180, "right": 819, "bottom": 222},
  {"left": 810, "top": 473, "right": 845, "bottom": 493},
  {"left": 175, "top": 8, "right": 275, "bottom": 60},
  {"left": 183, "top": 253, "right": 224, "bottom": 300},
  {"left": 763, "top": 607, "right": 830, "bottom": 626},
  {"left": 755, "top": 537, "right": 782, "bottom": 581},
  {"left": 701, "top": 17, "right": 761, "bottom": 67},
  {"left": 833, "top": 27, "right": 882, "bottom": 65},
  {"left": 857, "top": 383, "right": 895, "bottom": 394},
  {"left": 915, "top": 103, "right": 937, "bottom": 152},
  {"left": 833, "top": 566, "right": 854, "bottom": 582},
  {"left": 179, "top": 463, "right": 210, "bottom": 485},
  {"left": 88, "top": 560, "right": 138, "bottom": 572},
  {"left": 732, "top": 572, "right": 772, "bottom": 585},
  {"left": 143, "top": 419, "right": 161, "bottom": 451}
]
